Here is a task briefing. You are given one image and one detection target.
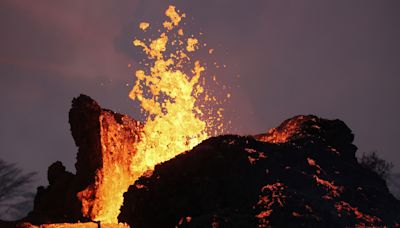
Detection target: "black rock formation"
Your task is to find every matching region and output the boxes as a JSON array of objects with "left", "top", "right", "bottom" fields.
[
  {"left": 119, "top": 115, "right": 400, "bottom": 227},
  {"left": 17, "top": 95, "right": 400, "bottom": 227},
  {"left": 24, "top": 94, "right": 142, "bottom": 224}
]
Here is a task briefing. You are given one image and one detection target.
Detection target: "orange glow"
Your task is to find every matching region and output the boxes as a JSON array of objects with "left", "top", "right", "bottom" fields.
[
  {"left": 129, "top": 3, "right": 217, "bottom": 180},
  {"left": 163, "top": 5, "right": 185, "bottom": 30},
  {"left": 186, "top": 38, "right": 199, "bottom": 52},
  {"left": 335, "top": 201, "right": 382, "bottom": 225},
  {"left": 256, "top": 182, "right": 287, "bottom": 224},
  {"left": 24, "top": 222, "right": 129, "bottom": 228},
  {"left": 77, "top": 113, "right": 142, "bottom": 224},
  {"left": 78, "top": 5, "right": 224, "bottom": 224},
  {"left": 139, "top": 22, "right": 150, "bottom": 30},
  {"left": 313, "top": 175, "right": 342, "bottom": 198},
  {"left": 256, "top": 116, "right": 319, "bottom": 144},
  {"left": 256, "top": 117, "right": 303, "bottom": 143}
]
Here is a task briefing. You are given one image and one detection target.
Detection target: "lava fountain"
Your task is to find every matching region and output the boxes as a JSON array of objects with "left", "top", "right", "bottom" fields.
[
  {"left": 77, "top": 5, "right": 225, "bottom": 225},
  {"left": 129, "top": 5, "right": 209, "bottom": 172}
]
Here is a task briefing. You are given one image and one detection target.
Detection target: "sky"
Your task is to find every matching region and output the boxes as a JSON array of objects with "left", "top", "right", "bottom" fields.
[{"left": 1, "top": 0, "right": 399, "bottom": 187}]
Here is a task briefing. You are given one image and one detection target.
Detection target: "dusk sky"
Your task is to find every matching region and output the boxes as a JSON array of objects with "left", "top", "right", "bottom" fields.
[{"left": 1, "top": 0, "right": 399, "bottom": 187}]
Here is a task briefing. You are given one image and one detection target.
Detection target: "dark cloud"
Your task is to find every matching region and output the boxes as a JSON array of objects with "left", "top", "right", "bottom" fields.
[{"left": 1, "top": 0, "right": 399, "bottom": 187}]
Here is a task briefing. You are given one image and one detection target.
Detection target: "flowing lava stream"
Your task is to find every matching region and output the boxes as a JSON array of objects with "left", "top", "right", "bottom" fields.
[{"left": 72, "top": 5, "right": 226, "bottom": 227}]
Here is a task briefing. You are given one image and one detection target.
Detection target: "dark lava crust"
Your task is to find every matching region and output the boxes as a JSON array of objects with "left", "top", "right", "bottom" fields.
[{"left": 119, "top": 116, "right": 400, "bottom": 227}]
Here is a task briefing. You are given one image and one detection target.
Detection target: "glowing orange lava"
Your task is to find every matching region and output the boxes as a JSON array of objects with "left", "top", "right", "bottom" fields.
[
  {"left": 78, "top": 5, "right": 225, "bottom": 225},
  {"left": 129, "top": 5, "right": 224, "bottom": 176}
]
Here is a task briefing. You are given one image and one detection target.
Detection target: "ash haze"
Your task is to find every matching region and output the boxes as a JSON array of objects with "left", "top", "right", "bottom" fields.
[{"left": 1, "top": 0, "right": 399, "bottom": 189}]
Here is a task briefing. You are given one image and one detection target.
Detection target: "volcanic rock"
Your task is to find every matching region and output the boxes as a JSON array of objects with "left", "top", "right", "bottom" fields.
[
  {"left": 26, "top": 161, "right": 79, "bottom": 224},
  {"left": 19, "top": 95, "right": 400, "bottom": 227},
  {"left": 24, "top": 94, "right": 142, "bottom": 224},
  {"left": 119, "top": 115, "right": 400, "bottom": 227}
]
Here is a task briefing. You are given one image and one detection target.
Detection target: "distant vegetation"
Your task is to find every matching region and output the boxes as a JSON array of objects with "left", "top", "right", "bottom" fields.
[
  {"left": 388, "top": 173, "right": 400, "bottom": 199},
  {"left": 0, "top": 159, "right": 36, "bottom": 221},
  {"left": 359, "top": 151, "right": 399, "bottom": 199},
  {"left": 359, "top": 151, "right": 393, "bottom": 180}
]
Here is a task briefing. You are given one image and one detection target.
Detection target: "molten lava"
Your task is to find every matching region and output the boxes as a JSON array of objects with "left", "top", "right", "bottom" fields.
[
  {"left": 129, "top": 5, "right": 224, "bottom": 179},
  {"left": 77, "top": 5, "right": 224, "bottom": 225}
]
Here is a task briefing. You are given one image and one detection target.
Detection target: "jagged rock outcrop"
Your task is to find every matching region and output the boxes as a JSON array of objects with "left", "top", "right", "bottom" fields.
[
  {"left": 25, "top": 161, "right": 81, "bottom": 224},
  {"left": 19, "top": 96, "right": 400, "bottom": 227},
  {"left": 69, "top": 94, "right": 103, "bottom": 189},
  {"left": 119, "top": 115, "right": 400, "bottom": 227},
  {"left": 24, "top": 95, "right": 142, "bottom": 224},
  {"left": 255, "top": 115, "right": 357, "bottom": 160}
]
